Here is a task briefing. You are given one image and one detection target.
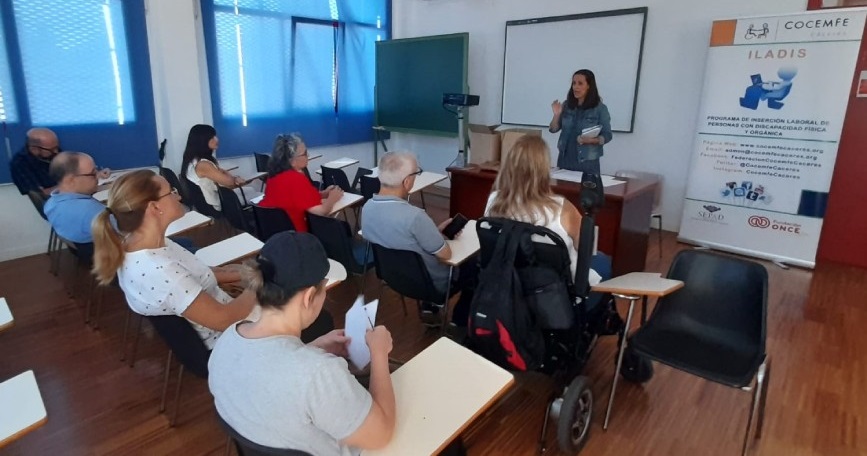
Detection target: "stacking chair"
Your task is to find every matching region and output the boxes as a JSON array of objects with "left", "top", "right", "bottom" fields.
[
  {"left": 179, "top": 175, "right": 222, "bottom": 219},
  {"left": 615, "top": 250, "right": 769, "bottom": 456},
  {"left": 359, "top": 174, "right": 381, "bottom": 202},
  {"left": 302, "top": 167, "right": 321, "bottom": 190},
  {"left": 253, "top": 153, "right": 270, "bottom": 191},
  {"left": 147, "top": 314, "right": 210, "bottom": 427},
  {"left": 351, "top": 167, "right": 373, "bottom": 191},
  {"left": 26, "top": 190, "right": 61, "bottom": 273},
  {"left": 217, "top": 186, "right": 255, "bottom": 234},
  {"left": 370, "top": 243, "right": 459, "bottom": 324},
  {"left": 320, "top": 166, "right": 353, "bottom": 193},
  {"left": 251, "top": 205, "right": 296, "bottom": 242},
  {"left": 159, "top": 166, "right": 190, "bottom": 207},
  {"left": 307, "top": 213, "right": 374, "bottom": 290},
  {"left": 614, "top": 170, "right": 663, "bottom": 257},
  {"left": 217, "top": 413, "right": 312, "bottom": 456}
]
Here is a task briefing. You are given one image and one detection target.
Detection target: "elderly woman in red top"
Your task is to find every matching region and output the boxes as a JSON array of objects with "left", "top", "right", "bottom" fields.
[{"left": 259, "top": 133, "right": 344, "bottom": 233}]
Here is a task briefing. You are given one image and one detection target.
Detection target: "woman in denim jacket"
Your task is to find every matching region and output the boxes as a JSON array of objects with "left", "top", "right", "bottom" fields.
[{"left": 549, "top": 69, "right": 613, "bottom": 174}]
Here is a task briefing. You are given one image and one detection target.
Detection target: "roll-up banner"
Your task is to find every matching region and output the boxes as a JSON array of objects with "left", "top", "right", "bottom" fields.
[{"left": 679, "top": 9, "right": 867, "bottom": 268}]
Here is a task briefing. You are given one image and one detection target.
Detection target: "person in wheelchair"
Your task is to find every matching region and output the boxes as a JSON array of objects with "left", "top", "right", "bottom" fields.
[{"left": 484, "top": 135, "right": 610, "bottom": 290}]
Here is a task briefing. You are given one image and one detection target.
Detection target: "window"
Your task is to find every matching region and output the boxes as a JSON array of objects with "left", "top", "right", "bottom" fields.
[
  {"left": 201, "top": 0, "right": 390, "bottom": 155},
  {"left": 0, "top": 0, "right": 157, "bottom": 184}
]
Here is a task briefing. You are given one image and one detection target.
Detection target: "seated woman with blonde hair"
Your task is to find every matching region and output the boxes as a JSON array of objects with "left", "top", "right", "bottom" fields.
[
  {"left": 485, "top": 135, "right": 604, "bottom": 284},
  {"left": 91, "top": 170, "right": 259, "bottom": 348}
]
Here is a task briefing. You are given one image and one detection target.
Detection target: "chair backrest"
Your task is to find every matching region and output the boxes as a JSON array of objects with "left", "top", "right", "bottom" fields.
[
  {"left": 359, "top": 175, "right": 381, "bottom": 201},
  {"left": 179, "top": 174, "right": 223, "bottom": 219},
  {"left": 251, "top": 205, "right": 295, "bottom": 242},
  {"left": 351, "top": 167, "right": 373, "bottom": 192},
  {"left": 253, "top": 153, "right": 270, "bottom": 174},
  {"left": 73, "top": 242, "right": 95, "bottom": 265},
  {"left": 146, "top": 314, "right": 210, "bottom": 378},
  {"left": 477, "top": 218, "right": 575, "bottom": 291},
  {"left": 370, "top": 243, "right": 444, "bottom": 303},
  {"left": 320, "top": 167, "right": 352, "bottom": 192},
  {"left": 657, "top": 250, "right": 768, "bottom": 356},
  {"left": 216, "top": 413, "right": 312, "bottom": 456},
  {"left": 160, "top": 166, "right": 191, "bottom": 205},
  {"left": 217, "top": 186, "right": 252, "bottom": 233},
  {"left": 307, "top": 213, "right": 363, "bottom": 275},
  {"left": 26, "top": 190, "right": 48, "bottom": 220},
  {"left": 614, "top": 170, "right": 663, "bottom": 211}
]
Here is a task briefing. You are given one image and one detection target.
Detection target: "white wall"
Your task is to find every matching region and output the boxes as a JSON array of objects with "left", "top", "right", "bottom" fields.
[{"left": 390, "top": 0, "right": 807, "bottom": 231}]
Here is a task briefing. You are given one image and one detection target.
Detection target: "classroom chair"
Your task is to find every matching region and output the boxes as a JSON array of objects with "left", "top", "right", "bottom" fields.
[
  {"left": 26, "top": 190, "right": 62, "bottom": 274},
  {"left": 307, "top": 213, "right": 373, "bottom": 291},
  {"left": 251, "top": 205, "right": 296, "bottom": 242},
  {"left": 217, "top": 186, "right": 255, "bottom": 234},
  {"left": 216, "top": 413, "right": 312, "bottom": 456}
]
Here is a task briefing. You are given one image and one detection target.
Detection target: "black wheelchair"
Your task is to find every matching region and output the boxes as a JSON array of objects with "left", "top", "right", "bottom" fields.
[{"left": 469, "top": 174, "right": 652, "bottom": 453}]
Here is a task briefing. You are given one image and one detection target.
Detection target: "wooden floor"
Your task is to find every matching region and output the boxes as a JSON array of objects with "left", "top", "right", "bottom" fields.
[{"left": 1, "top": 192, "right": 866, "bottom": 456}]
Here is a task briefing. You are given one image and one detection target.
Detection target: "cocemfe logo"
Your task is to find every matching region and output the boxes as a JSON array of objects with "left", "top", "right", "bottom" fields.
[
  {"left": 784, "top": 17, "right": 851, "bottom": 30},
  {"left": 748, "top": 215, "right": 770, "bottom": 228}
]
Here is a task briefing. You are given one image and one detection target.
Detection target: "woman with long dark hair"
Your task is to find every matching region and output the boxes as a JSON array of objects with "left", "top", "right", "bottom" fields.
[
  {"left": 549, "top": 69, "right": 613, "bottom": 174},
  {"left": 180, "top": 124, "right": 261, "bottom": 211}
]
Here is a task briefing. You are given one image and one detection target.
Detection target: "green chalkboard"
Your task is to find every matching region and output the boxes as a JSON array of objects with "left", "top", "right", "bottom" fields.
[{"left": 375, "top": 33, "right": 468, "bottom": 137}]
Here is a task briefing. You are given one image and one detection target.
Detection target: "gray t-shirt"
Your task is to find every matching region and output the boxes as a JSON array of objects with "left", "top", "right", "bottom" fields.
[
  {"left": 208, "top": 323, "right": 373, "bottom": 456},
  {"left": 361, "top": 194, "right": 450, "bottom": 292}
]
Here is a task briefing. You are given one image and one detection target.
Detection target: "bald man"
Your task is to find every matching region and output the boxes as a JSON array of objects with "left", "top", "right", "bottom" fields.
[
  {"left": 43, "top": 152, "right": 106, "bottom": 244},
  {"left": 9, "top": 128, "right": 61, "bottom": 196}
]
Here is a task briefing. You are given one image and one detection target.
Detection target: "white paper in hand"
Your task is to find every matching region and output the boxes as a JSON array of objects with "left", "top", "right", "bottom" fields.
[{"left": 345, "top": 296, "right": 379, "bottom": 370}]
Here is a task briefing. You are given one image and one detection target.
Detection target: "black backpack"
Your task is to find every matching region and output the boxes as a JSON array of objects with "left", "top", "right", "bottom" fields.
[{"left": 467, "top": 221, "right": 546, "bottom": 371}]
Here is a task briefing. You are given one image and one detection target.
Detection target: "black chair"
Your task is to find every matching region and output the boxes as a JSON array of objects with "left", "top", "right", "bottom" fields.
[
  {"left": 217, "top": 186, "right": 255, "bottom": 234},
  {"left": 253, "top": 153, "right": 270, "bottom": 173},
  {"left": 27, "top": 190, "right": 61, "bottom": 271},
  {"left": 351, "top": 167, "right": 373, "bottom": 191},
  {"left": 216, "top": 413, "right": 312, "bottom": 456},
  {"left": 307, "top": 213, "right": 373, "bottom": 289},
  {"left": 619, "top": 250, "right": 769, "bottom": 456},
  {"left": 146, "top": 314, "right": 210, "bottom": 427},
  {"left": 359, "top": 174, "right": 380, "bottom": 202},
  {"left": 370, "top": 243, "right": 459, "bottom": 324},
  {"left": 320, "top": 166, "right": 353, "bottom": 193},
  {"left": 159, "top": 166, "right": 190, "bottom": 206},
  {"left": 179, "top": 174, "right": 222, "bottom": 219},
  {"left": 302, "top": 167, "right": 321, "bottom": 190},
  {"left": 251, "top": 205, "right": 295, "bottom": 242}
]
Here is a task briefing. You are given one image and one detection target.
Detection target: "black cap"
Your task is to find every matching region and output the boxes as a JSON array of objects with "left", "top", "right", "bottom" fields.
[{"left": 257, "top": 231, "right": 329, "bottom": 295}]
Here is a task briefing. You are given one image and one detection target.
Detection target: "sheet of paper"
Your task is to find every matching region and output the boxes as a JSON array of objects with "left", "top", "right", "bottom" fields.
[
  {"left": 550, "top": 170, "right": 625, "bottom": 188},
  {"left": 345, "top": 296, "right": 379, "bottom": 370}
]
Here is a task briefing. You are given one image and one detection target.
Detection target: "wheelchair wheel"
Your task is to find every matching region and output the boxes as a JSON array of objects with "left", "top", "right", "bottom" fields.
[
  {"left": 619, "top": 347, "right": 653, "bottom": 383},
  {"left": 557, "top": 375, "right": 593, "bottom": 454}
]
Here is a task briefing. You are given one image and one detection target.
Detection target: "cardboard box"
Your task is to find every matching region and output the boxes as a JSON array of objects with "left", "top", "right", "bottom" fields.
[
  {"left": 500, "top": 128, "right": 542, "bottom": 164},
  {"left": 468, "top": 124, "right": 501, "bottom": 165}
]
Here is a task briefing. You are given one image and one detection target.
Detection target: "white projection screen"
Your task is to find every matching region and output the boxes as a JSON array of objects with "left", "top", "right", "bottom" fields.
[{"left": 501, "top": 8, "right": 648, "bottom": 132}]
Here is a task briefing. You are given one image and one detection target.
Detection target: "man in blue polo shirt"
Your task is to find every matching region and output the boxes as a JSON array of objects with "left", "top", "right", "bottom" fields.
[
  {"left": 10, "top": 128, "right": 61, "bottom": 196},
  {"left": 361, "top": 152, "right": 477, "bottom": 328},
  {"left": 43, "top": 152, "right": 105, "bottom": 244}
]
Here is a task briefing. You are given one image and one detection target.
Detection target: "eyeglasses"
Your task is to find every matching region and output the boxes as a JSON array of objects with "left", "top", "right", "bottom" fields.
[
  {"left": 33, "top": 145, "right": 60, "bottom": 154},
  {"left": 157, "top": 187, "right": 179, "bottom": 199},
  {"left": 404, "top": 168, "right": 423, "bottom": 180},
  {"left": 76, "top": 168, "right": 99, "bottom": 178}
]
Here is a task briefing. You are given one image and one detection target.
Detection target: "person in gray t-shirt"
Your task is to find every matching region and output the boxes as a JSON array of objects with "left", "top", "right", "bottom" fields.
[{"left": 208, "top": 232, "right": 396, "bottom": 455}]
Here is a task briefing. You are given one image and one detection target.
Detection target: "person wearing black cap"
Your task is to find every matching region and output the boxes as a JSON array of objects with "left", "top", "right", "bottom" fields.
[{"left": 208, "top": 232, "right": 396, "bottom": 455}]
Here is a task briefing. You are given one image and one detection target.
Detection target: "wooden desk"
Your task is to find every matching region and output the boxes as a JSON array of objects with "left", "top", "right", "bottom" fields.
[
  {"left": 165, "top": 211, "right": 212, "bottom": 237},
  {"left": 0, "top": 370, "right": 47, "bottom": 448},
  {"left": 447, "top": 166, "right": 655, "bottom": 276},
  {"left": 325, "top": 259, "right": 347, "bottom": 290},
  {"left": 315, "top": 157, "right": 360, "bottom": 175},
  {"left": 364, "top": 337, "right": 514, "bottom": 456},
  {"left": 0, "top": 297, "right": 12, "bottom": 332},
  {"left": 195, "top": 232, "right": 264, "bottom": 267},
  {"left": 445, "top": 220, "right": 479, "bottom": 267},
  {"left": 330, "top": 193, "right": 364, "bottom": 215}
]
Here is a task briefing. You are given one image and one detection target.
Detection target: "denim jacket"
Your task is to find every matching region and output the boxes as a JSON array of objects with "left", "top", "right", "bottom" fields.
[{"left": 551, "top": 103, "right": 613, "bottom": 166}]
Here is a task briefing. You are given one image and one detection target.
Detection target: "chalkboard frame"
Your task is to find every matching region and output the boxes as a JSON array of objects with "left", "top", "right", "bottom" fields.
[{"left": 374, "top": 33, "right": 469, "bottom": 137}]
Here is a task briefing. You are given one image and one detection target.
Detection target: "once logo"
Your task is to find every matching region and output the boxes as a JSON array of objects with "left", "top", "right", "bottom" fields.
[{"left": 748, "top": 216, "right": 771, "bottom": 228}]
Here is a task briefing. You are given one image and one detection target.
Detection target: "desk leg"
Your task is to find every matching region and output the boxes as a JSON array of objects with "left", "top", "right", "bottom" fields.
[
  {"left": 441, "top": 266, "right": 454, "bottom": 336},
  {"left": 604, "top": 297, "right": 637, "bottom": 430}
]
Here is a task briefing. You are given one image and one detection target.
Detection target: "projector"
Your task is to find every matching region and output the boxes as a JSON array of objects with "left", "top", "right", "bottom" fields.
[{"left": 442, "top": 93, "right": 480, "bottom": 107}]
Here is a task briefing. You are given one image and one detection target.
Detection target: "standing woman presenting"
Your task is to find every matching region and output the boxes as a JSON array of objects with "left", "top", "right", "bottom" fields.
[{"left": 549, "top": 69, "right": 613, "bottom": 174}]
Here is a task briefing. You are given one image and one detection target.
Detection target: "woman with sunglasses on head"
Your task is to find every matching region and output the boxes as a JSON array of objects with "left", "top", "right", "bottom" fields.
[
  {"left": 549, "top": 69, "right": 613, "bottom": 175},
  {"left": 91, "top": 170, "right": 259, "bottom": 348},
  {"left": 259, "top": 133, "right": 344, "bottom": 233},
  {"left": 181, "top": 124, "right": 262, "bottom": 211}
]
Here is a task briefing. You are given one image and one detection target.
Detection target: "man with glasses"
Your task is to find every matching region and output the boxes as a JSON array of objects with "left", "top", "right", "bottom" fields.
[
  {"left": 361, "top": 152, "right": 476, "bottom": 328},
  {"left": 43, "top": 152, "right": 107, "bottom": 244},
  {"left": 9, "top": 128, "right": 63, "bottom": 196}
]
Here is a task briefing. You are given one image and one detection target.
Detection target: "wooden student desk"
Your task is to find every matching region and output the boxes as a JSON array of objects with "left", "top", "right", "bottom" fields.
[{"left": 447, "top": 166, "right": 656, "bottom": 276}]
